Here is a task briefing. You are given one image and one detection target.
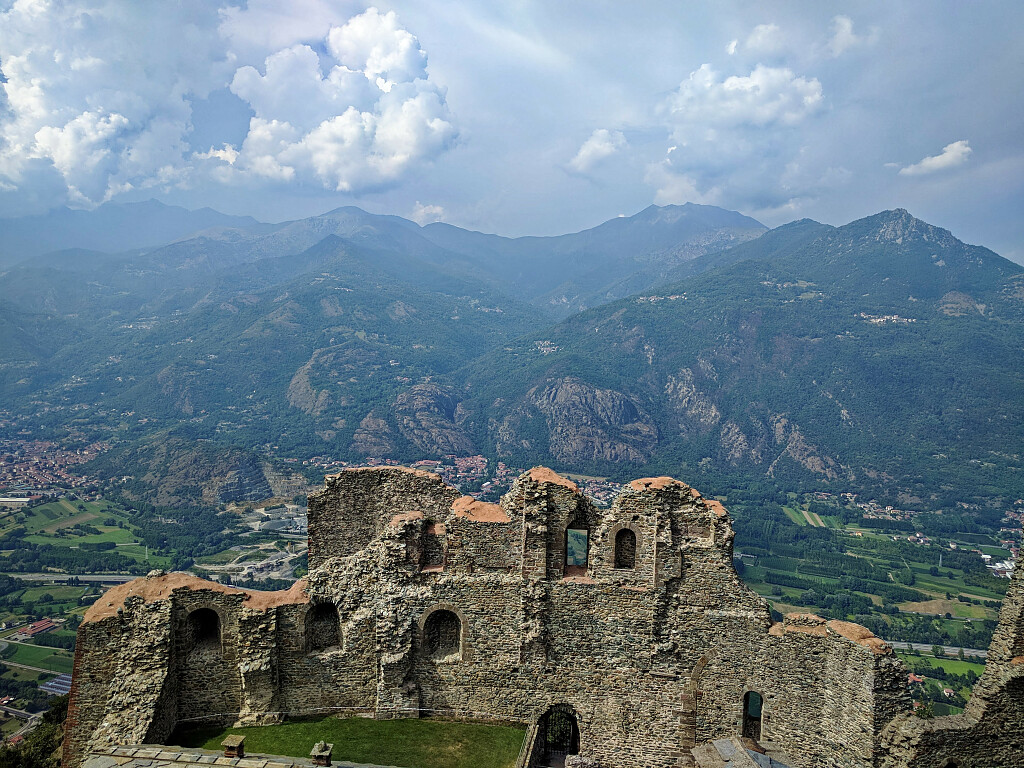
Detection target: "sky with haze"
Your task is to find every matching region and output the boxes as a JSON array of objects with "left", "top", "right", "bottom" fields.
[{"left": 1, "top": 1, "right": 1022, "bottom": 261}]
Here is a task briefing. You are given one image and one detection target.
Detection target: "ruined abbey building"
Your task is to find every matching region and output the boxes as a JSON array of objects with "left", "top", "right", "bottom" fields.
[{"left": 65, "top": 467, "right": 1024, "bottom": 768}]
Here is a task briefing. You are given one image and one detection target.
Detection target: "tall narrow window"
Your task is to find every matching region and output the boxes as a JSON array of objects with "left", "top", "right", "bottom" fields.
[
  {"left": 614, "top": 528, "right": 637, "bottom": 569},
  {"left": 306, "top": 603, "right": 341, "bottom": 652},
  {"left": 565, "top": 528, "right": 589, "bottom": 576},
  {"left": 422, "top": 524, "right": 445, "bottom": 571}
]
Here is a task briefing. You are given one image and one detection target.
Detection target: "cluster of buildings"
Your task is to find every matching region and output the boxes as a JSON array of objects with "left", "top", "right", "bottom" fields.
[
  {"left": 980, "top": 553, "right": 1017, "bottom": 579},
  {"left": 411, "top": 455, "right": 489, "bottom": 490},
  {"left": 858, "top": 312, "right": 918, "bottom": 325},
  {"left": 635, "top": 293, "right": 686, "bottom": 302},
  {"left": 9, "top": 618, "right": 58, "bottom": 641},
  {"left": 0, "top": 438, "right": 107, "bottom": 494}
]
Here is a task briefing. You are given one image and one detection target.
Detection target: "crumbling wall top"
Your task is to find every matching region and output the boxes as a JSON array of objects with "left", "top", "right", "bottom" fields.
[
  {"left": 451, "top": 496, "right": 510, "bottom": 522},
  {"left": 768, "top": 613, "right": 892, "bottom": 655},
  {"left": 627, "top": 476, "right": 688, "bottom": 492},
  {"left": 83, "top": 572, "right": 308, "bottom": 623},
  {"left": 526, "top": 466, "right": 578, "bottom": 490}
]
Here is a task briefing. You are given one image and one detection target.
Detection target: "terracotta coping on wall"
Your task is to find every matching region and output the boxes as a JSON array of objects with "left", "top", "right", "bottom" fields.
[
  {"left": 826, "top": 620, "right": 891, "bottom": 655},
  {"left": 769, "top": 614, "right": 890, "bottom": 653},
  {"left": 526, "top": 467, "right": 579, "bottom": 491},
  {"left": 1011, "top": 656, "right": 1024, "bottom": 665},
  {"left": 451, "top": 496, "right": 510, "bottom": 523},
  {"left": 84, "top": 573, "right": 309, "bottom": 623},
  {"left": 628, "top": 476, "right": 686, "bottom": 492},
  {"left": 704, "top": 499, "right": 728, "bottom": 517},
  {"left": 389, "top": 510, "right": 425, "bottom": 527}
]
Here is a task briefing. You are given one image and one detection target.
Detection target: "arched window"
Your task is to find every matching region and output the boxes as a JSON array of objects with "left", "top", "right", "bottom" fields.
[
  {"left": 423, "top": 609, "right": 461, "bottom": 660},
  {"left": 742, "top": 691, "right": 763, "bottom": 740},
  {"left": 186, "top": 608, "right": 220, "bottom": 654},
  {"left": 306, "top": 602, "right": 341, "bottom": 652},
  {"left": 614, "top": 528, "right": 637, "bottom": 569}
]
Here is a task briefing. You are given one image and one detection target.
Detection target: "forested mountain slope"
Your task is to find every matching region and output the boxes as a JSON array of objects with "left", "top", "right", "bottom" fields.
[
  {"left": 449, "top": 210, "right": 1024, "bottom": 509},
  {"left": 3, "top": 204, "right": 1022, "bottom": 512}
]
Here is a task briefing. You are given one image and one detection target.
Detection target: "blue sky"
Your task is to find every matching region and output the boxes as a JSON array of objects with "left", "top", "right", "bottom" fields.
[{"left": 1, "top": 1, "right": 1022, "bottom": 260}]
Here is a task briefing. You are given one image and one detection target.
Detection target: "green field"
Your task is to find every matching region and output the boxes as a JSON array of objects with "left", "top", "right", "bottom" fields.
[
  {"left": 2, "top": 642, "right": 74, "bottom": 674},
  {"left": 1, "top": 665, "right": 53, "bottom": 684},
  {"left": 171, "top": 717, "right": 527, "bottom": 768},
  {"left": 781, "top": 506, "right": 807, "bottom": 526},
  {"left": 2, "top": 498, "right": 171, "bottom": 568},
  {"left": 897, "top": 653, "right": 987, "bottom": 678},
  {"left": 733, "top": 491, "right": 1013, "bottom": 651},
  {"left": 0, "top": 715, "right": 22, "bottom": 737}
]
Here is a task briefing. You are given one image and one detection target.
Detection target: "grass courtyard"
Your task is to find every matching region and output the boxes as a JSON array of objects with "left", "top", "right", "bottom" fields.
[{"left": 170, "top": 715, "right": 527, "bottom": 768}]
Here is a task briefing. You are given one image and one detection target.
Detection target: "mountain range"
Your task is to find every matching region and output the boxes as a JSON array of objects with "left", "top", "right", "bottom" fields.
[{"left": 1, "top": 200, "right": 1022, "bottom": 514}]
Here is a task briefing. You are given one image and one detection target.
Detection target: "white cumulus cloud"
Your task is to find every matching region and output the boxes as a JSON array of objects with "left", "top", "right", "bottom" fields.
[
  {"left": 568, "top": 129, "right": 627, "bottom": 174},
  {"left": 0, "top": 2, "right": 457, "bottom": 209},
  {"left": 898, "top": 140, "right": 972, "bottom": 176},
  {"left": 745, "top": 23, "right": 782, "bottom": 54},
  {"left": 649, "top": 63, "right": 826, "bottom": 211},
  {"left": 0, "top": 0, "right": 232, "bottom": 206}
]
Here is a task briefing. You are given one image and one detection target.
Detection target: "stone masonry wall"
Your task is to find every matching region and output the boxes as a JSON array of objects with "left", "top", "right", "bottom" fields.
[{"left": 66, "top": 467, "right": 919, "bottom": 768}]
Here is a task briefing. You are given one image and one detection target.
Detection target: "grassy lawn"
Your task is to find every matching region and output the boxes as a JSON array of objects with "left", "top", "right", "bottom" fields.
[
  {"left": 1, "top": 665, "right": 52, "bottom": 683},
  {"left": 171, "top": 716, "right": 527, "bottom": 768},
  {"left": 0, "top": 715, "right": 22, "bottom": 737},
  {"left": 18, "top": 585, "right": 87, "bottom": 603},
  {"left": 5, "top": 498, "right": 172, "bottom": 568},
  {"left": 2, "top": 642, "right": 74, "bottom": 673},
  {"left": 897, "top": 653, "right": 987, "bottom": 677},
  {"left": 197, "top": 549, "right": 244, "bottom": 565}
]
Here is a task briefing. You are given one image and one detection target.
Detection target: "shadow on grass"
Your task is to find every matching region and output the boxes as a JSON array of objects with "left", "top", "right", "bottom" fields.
[{"left": 170, "top": 715, "right": 526, "bottom": 768}]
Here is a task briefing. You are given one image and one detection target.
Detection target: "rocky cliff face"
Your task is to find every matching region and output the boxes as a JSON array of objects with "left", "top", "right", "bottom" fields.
[
  {"left": 523, "top": 377, "right": 658, "bottom": 464},
  {"left": 393, "top": 383, "right": 475, "bottom": 455}
]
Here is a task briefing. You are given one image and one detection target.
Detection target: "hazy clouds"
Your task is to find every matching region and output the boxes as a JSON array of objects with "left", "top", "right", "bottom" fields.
[{"left": 1, "top": 1, "right": 1022, "bottom": 261}]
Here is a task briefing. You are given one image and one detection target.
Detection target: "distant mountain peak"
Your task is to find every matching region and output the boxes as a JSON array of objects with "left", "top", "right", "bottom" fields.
[{"left": 850, "top": 208, "right": 959, "bottom": 248}]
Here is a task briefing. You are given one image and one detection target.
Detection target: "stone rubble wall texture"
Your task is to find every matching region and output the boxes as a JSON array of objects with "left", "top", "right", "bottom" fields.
[{"left": 63, "top": 466, "right": 1023, "bottom": 768}]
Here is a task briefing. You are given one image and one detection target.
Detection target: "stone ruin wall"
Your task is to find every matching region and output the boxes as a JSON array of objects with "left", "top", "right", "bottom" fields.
[{"left": 65, "top": 465, "right": 1020, "bottom": 768}]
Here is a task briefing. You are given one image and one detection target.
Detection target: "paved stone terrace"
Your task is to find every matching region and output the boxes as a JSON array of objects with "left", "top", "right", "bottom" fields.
[{"left": 82, "top": 745, "right": 408, "bottom": 768}]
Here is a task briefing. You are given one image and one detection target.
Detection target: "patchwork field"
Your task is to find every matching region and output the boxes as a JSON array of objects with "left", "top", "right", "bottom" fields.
[{"left": 0, "top": 498, "right": 171, "bottom": 569}]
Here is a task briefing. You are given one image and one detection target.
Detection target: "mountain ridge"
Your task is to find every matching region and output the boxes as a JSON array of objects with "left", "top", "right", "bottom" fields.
[{"left": 2, "top": 203, "right": 1022, "bottom": 512}]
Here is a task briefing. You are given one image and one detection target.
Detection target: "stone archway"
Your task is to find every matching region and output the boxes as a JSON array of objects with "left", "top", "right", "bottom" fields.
[{"left": 535, "top": 703, "right": 580, "bottom": 768}]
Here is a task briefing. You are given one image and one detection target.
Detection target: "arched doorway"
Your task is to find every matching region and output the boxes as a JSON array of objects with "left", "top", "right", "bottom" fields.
[
  {"left": 535, "top": 704, "right": 580, "bottom": 767},
  {"left": 742, "top": 691, "right": 763, "bottom": 740}
]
